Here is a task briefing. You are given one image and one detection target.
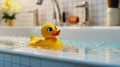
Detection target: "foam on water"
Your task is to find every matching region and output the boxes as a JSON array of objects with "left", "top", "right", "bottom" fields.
[{"left": 0, "top": 36, "right": 120, "bottom": 49}]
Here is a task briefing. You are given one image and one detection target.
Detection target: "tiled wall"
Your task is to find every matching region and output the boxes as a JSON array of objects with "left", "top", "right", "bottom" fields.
[
  {"left": 88, "top": 0, "right": 107, "bottom": 26},
  {"left": 0, "top": 0, "right": 120, "bottom": 26},
  {"left": 0, "top": 52, "right": 80, "bottom": 67}
]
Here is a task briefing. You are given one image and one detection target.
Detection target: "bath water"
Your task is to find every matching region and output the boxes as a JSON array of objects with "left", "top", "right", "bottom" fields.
[{"left": 0, "top": 36, "right": 120, "bottom": 65}]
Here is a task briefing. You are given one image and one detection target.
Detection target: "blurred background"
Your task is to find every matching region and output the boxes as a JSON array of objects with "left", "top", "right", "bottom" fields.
[{"left": 0, "top": 0, "right": 120, "bottom": 26}]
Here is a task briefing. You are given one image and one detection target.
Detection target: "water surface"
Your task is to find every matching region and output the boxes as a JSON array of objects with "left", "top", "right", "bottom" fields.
[{"left": 0, "top": 36, "right": 120, "bottom": 65}]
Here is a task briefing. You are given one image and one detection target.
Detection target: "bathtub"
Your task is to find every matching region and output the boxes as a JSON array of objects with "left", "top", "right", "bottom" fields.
[{"left": 0, "top": 26, "right": 120, "bottom": 67}]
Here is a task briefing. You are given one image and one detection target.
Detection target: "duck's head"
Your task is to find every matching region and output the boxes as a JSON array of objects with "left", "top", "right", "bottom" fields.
[{"left": 41, "top": 23, "right": 61, "bottom": 38}]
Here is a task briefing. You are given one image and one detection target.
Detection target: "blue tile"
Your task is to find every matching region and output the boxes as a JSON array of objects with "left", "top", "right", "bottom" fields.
[
  {"left": 30, "top": 58, "right": 40, "bottom": 67},
  {"left": 12, "top": 63, "right": 20, "bottom": 67},
  {"left": 62, "top": 63, "right": 76, "bottom": 67},
  {"left": 21, "top": 65, "right": 30, "bottom": 67},
  {"left": 0, "top": 53, "right": 4, "bottom": 61},
  {"left": 4, "top": 62, "right": 11, "bottom": 67},
  {"left": 12, "top": 55, "right": 20, "bottom": 64},
  {"left": 4, "top": 54, "right": 11, "bottom": 62},
  {"left": 0, "top": 61, "right": 3, "bottom": 67},
  {"left": 21, "top": 56, "right": 30, "bottom": 66},
  {"left": 41, "top": 60, "right": 62, "bottom": 67}
]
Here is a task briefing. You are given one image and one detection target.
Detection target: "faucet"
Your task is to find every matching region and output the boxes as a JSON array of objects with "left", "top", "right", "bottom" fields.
[
  {"left": 35, "top": 0, "right": 62, "bottom": 26},
  {"left": 26, "top": 8, "right": 39, "bottom": 26},
  {"left": 76, "top": 1, "right": 90, "bottom": 26}
]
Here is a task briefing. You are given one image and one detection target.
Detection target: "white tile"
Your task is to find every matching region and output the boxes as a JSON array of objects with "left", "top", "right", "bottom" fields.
[{"left": 91, "top": 0, "right": 97, "bottom": 4}]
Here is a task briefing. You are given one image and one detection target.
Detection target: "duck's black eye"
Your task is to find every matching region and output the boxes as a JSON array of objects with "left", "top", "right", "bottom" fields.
[{"left": 47, "top": 27, "right": 53, "bottom": 32}]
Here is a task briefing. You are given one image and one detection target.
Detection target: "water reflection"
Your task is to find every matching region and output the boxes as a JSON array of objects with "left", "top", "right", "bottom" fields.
[{"left": 63, "top": 48, "right": 120, "bottom": 65}]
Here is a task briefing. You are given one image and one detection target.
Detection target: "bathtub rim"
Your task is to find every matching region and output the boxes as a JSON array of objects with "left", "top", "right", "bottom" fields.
[{"left": 1, "top": 26, "right": 120, "bottom": 41}]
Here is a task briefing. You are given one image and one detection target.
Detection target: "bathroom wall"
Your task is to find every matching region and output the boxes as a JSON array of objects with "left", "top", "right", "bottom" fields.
[
  {"left": 88, "top": 0, "right": 107, "bottom": 26},
  {"left": 0, "top": 0, "right": 120, "bottom": 26}
]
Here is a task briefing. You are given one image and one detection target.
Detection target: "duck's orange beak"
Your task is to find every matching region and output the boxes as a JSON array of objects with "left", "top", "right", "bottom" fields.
[{"left": 52, "top": 29, "right": 61, "bottom": 36}]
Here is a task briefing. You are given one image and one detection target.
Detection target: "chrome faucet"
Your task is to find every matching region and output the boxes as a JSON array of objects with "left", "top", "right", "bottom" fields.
[
  {"left": 76, "top": 1, "right": 90, "bottom": 26},
  {"left": 35, "top": 0, "right": 62, "bottom": 26}
]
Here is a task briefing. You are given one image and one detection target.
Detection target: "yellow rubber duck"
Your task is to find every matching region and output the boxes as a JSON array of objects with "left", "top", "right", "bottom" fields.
[{"left": 29, "top": 23, "right": 64, "bottom": 51}]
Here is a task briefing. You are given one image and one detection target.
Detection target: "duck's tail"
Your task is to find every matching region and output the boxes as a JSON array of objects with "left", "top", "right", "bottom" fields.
[{"left": 28, "top": 35, "right": 43, "bottom": 48}]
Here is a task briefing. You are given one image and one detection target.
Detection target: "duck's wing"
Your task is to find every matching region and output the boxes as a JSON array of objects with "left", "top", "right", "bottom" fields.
[
  {"left": 30, "top": 35, "right": 41, "bottom": 41},
  {"left": 29, "top": 35, "right": 44, "bottom": 48}
]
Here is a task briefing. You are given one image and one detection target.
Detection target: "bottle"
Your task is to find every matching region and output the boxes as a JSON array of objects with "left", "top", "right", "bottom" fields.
[
  {"left": 62, "top": 11, "right": 66, "bottom": 23},
  {"left": 106, "top": 0, "right": 120, "bottom": 26}
]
